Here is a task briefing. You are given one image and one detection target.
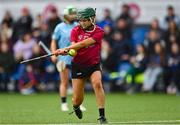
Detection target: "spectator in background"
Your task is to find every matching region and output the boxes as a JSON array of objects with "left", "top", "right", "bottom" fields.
[
  {"left": 116, "top": 4, "right": 133, "bottom": 40},
  {"left": 104, "top": 31, "right": 132, "bottom": 72},
  {"left": 0, "top": 42, "right": 15, "bottom": 91},
  {"left": 103, "top": 25, "right": 114, "bottom": 47},
  {"left": 104, "top": 31, "right": 132, "bottom": 91},
  {"left": 101, "top": 39, "right": 111, "bottom": 66},
  {"left": 13, "top": 32, "right": 40, "bottom": 94},
  {"left": 30, "top": 45, "right": 44, "bottom": 79},
  {"left": 32, "top": 17, "right": 51, "bottom": 48},
  {"left": 116, "top": 18, "right": 132, "bottom": 40},
  {"left": 0, "top": 22, "right": 13, "bottom": 48},
  {"left": 144, "top": 30, "right": 165, "bottom": 56},
  {"left": 1, "top": 10, "right": 14, "bottom": 28},
  {"left": 161, "top": 5, "right": 180, "bottom": 30},
  {"left": 47, "top": 7, "right": 62, "bottom": 34},
  {"left": 33, "top": 14, "right": 42, "bottom": 29},
  {"left": 13, "top": 32, "right": 37, "bottom": 61},
  {"left": 18, "top": 63, "right": 38, "bottom": 94},
  {"left": 98, "top": 8, "right": 114, "bottom": 28},
  {"left": 98, "top": 12, "right": 114, "bottom": 62},
  {"left": 164, "top": 20, "right": 180, "bottom": 53},
  {"left": 116, "top": 4, "right": 133, "bottom": 23},
  {"left": 12, "top": 7, "right": 33, "bottom": 43},
  {"left": 126, "top": 44, "right": 148, "bottom": 93},
  {"left": 32, "top": 28, "right": 41, "bottom": 42},
  {"left": 32, "top": 22, "right": 51, "bottom": 48},
  {"left": 113, "top": 32, "right": 132, "bottom": 64},
  {"left": 40, "top": 22, "right": 52, "bottom": 48},
  {"left": 164, "top": 43, "right": 180, "bottom": 95},
  {"left": 143, "top": 43, "right": 166, "bottom": 92},
  {"left": 100, "top": 25, "right": 113, "bottom": 69},
  {"left": 150, "top": 19, "right": 164, "bottom": 39},
  {"left": 18, "top": 45, "right": 45, "bottom": 94}
]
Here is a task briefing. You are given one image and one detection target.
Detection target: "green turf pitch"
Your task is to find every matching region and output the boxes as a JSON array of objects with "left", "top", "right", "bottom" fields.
[{"left": 0, "top": 93, "right": 180, "bottom": 124}]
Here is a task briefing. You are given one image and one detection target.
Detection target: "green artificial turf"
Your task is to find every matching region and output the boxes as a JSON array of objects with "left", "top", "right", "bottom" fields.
[{"left": 0, "top": 92, "right": 180, "bottom": 124}]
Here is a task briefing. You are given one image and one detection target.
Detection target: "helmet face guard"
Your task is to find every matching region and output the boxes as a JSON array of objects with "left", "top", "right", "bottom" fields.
[{"left": 77, "top": 7, "right": 96, "bottom": 29}]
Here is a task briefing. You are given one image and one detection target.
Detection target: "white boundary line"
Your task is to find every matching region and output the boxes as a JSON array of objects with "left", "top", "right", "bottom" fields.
[
  {"left": 1, "top": 120, "right": 180, "bottom": 125},
  {"left": 109, "top": 119, "right": 180, "bottom": 124}
]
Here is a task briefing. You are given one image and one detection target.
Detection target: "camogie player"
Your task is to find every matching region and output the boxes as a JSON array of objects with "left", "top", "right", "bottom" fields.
[
  {"left": 54, "top": 7, "right": 107, "bottom": 124},
  {"left": 51, "top": 6, "right": 86, "bottom": 112}
]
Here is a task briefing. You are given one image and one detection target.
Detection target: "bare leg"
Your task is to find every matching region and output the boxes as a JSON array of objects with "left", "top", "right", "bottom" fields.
[
  {"left": 72, "top": 78, "right": 85, "bottom": 106},
  {"left": 90, "top": 71, "right": 105, "bottom": 108},
  {"left": 59, "top": 68, "right": 69, "bottom": 111},
  {"left": 71, "top": 78, "right": 85, "bottom": 119},
  {"left": 90, "top": 71, "right": 107, "bottom": 123},
  {"left": 59, "top": 68, "right": 69, "bottom": 98}
]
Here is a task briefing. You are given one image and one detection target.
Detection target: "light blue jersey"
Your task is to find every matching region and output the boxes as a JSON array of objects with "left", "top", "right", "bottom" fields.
[{"left": 52, "top": 22, "right": 77, "bottom": 65}]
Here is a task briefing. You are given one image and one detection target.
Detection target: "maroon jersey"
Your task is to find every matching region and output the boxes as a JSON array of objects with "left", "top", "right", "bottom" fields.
[{"left": 70, "top": 25, "right": 104, "bottom": 66}]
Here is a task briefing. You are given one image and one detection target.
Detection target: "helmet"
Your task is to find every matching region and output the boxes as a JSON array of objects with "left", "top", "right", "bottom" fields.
[
  {"left": 63, "top": 5, "right": 77, "bottom": 15},
  {"left": 77, "top": 7, "right": 96, "bottom": 20}
]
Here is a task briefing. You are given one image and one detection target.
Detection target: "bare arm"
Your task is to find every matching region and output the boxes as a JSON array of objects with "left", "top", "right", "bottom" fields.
[
  {"left": 50, "top": 39, "right": 58, "bottom": 62},
  {"left": 66, "top": 38, "right": 96, "bottom": 51},
  {"left": 50, "top": 39, "right": 57, "bottom": 52},
  {"left": 54, "top": 38, "right": 96, "bottom": 56}
]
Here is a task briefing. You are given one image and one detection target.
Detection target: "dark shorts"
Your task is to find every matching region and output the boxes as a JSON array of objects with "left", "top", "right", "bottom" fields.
[
  {"left": 72, "top": 63, "right": 101, "bottom": 79},
  {"left": 66, "top": 64, "right": 72, "bottom": 69}
]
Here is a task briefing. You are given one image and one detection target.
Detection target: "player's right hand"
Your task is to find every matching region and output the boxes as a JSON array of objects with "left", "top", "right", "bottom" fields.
[{"left": 54, "top": 49, "right": 68, "bottom": 56}]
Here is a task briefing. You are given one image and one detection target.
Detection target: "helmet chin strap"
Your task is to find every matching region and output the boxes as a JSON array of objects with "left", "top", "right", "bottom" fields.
[
  {"left": 87, "top": 17, "right": 96, "bottom": 31},
  {"left": 89, "top": 17, "right": 95, "bottom": 26}
]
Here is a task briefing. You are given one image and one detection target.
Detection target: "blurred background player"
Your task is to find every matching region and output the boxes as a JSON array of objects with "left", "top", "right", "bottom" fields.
[
  {"left": 50, "top": 6, "right": 86, "bottom": 112},
  {"left": 54, "top": 7, "right": 107, "bottom": 124}
]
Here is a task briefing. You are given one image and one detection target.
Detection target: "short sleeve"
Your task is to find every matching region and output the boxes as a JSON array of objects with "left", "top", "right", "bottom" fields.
[
  {"left": 92, "top": 30, "right": 104, "bottom": 43},
  {"left": 70, "top": 28, "right": 78, "bottom": 42},
  {"left": 52, "top": 25, "right": 61, "bottom": 41}
]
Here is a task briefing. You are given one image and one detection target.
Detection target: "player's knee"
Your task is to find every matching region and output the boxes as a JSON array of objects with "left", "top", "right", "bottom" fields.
[
  {"left": 60, "top": 82, "right": 68, "bottom": 88},
  {"left": 93, "top": 81, "right": 103, "bottom": 90}
]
